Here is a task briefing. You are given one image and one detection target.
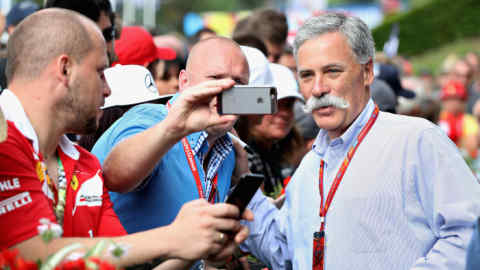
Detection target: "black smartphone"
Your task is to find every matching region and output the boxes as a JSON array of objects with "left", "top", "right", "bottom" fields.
[
  {"left": 224, "top": 173, "right": 264, "bottom": 215},
  {"left": 217, "top": 86, "right": 277, "bottom": 115}
]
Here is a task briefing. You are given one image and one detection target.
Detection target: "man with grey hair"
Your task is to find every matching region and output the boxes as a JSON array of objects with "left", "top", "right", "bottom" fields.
[{"left": 241, "top": 12, "right": 480, "bottom": 269}]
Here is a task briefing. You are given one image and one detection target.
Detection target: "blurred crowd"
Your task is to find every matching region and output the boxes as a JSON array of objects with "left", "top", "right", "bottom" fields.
[{"left": 1, "top": 1, "right": 480, "bottom": 270}]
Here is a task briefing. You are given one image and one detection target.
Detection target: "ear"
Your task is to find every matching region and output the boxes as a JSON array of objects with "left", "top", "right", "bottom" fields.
[
  {"left": 178, "top": 69, "right": 188, "bottom": 92},
  {"left": 55, "top": 55, "right": 71, "bottom": 86},
  {"left": 363, "top": 59, "right": 374, "bottom": 86}
]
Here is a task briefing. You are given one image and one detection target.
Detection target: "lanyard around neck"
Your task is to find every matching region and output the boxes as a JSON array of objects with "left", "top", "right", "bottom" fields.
[
  {"left": 181, "top": 138, "right": 218, "bottom": 203},
  {"left": 55, "top": 153, "right": 68, "bottom": 226},
  {"left": 166, "top": 101, "right": 218, "bottom": 203},
  {"left": 318, "top": 105, "right": 379, "bottom": 228}
]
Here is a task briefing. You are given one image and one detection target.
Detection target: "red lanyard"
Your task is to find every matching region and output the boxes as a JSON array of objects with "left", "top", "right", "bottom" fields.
[
  {"left": 313, "top": 105, "right": 379, "bottom": 270},
  {"left": 166, "top": 102, "right": 218, "bottom": 203},
  {"left": 181, "top": 137, "right": 218, "bottom": 203}
]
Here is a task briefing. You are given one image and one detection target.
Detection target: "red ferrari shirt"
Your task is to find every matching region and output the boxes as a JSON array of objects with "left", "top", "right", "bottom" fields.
[{"left": 0, "top": 90, "right": 126, "bottom": 248}]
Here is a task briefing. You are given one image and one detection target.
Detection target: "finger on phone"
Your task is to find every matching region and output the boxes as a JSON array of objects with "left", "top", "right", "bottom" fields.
[
  {"left": 233, "top": 225, "right": 250, "bottom": 245},
  {"left": 209, "top": 203, "right": 240, "bottom": 219},
  {"left": 241, "top": 209, "right": 254, "bottom": 221}
]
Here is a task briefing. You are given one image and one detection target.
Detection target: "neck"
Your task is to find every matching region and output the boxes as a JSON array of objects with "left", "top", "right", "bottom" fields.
[{"left": 206, "top": 133, "right": 220, "bottom": 153}]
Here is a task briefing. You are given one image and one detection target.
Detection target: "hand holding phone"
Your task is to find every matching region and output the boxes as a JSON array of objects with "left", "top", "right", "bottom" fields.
[{"left": 224, "top": 173, "right": 264, "bottom": 215}]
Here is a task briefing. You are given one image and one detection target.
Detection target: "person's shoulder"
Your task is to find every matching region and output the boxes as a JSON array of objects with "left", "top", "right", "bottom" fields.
[
  {"left": 376, "top": 111, "right": 437, "bottom": 133},
  {"left": 107, "top": 103, "right": 168, "bottom": 133},
  {"left": 1, "top": 121, "right": 32, "bottom": 152},
  {"left": 123, "top": 103, "right": 168, "bottom": 120}
]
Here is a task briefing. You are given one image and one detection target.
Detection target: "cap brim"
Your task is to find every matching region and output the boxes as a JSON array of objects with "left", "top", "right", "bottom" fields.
[
  {"left": 278, "top": 93, "right": 305, "bottom": 103},
  {"left": 156, "top": 47, "right": 177, "bottom": 61},
  {"left": 102, "top": 94, "right": 173, "bottom": 109},
  {"left": 397, "top": 88, "right": 416, "bottom": 99}
]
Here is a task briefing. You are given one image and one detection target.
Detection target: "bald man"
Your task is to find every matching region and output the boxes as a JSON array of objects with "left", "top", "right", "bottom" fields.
[
  {"left": 91, "top": 37, "right": 250, "bottom": 268},
  {"left": 0, "top": 9, "right": 251, "bottom": 268}
]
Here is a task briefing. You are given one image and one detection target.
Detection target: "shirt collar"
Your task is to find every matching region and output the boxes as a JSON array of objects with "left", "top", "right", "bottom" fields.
[
  {"left": 0, "top": 89, "right": 79, "bottom": 160},
  {"left": 312, "top": 99, "right": 375, "bottom": 158}
]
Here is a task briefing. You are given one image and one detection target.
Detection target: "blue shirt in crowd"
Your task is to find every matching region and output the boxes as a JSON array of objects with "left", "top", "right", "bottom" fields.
[{"left": 92, "top": 96, "right": 235, "bottom": 234}]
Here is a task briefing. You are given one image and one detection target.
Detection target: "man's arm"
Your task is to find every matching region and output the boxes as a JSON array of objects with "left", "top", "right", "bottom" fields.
[
  {"left": 102, "top": 79, "right": 237, "bottom": 193},
  {"left": 14, "top": 200, "right": 253, "bottom": 268},
  {"left": 240, "top": 189, "right": 290, "bottom": 269},
  {"left": 410, "top": 127, "right": 480, "bottom": 269}
]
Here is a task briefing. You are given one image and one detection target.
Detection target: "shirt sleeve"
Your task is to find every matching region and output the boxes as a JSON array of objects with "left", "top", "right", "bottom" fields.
[
  {"left": 240, "top": 189, "right": 290, "bottom": 269},
  {"left": 0, "top": 123, "right": 57, "bottom": 248},
  {"left": 92, "top": 104, "right": 168, "bottom": 191},
  {"left": 410, "top": 127, "right": 480, "bottom": 269},
  {"left": 96, "top": 183, "right": 126, "bottom": 236}
]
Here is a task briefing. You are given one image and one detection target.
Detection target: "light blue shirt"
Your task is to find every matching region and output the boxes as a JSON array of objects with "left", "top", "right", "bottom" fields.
[{"left": 242, "top": 99, "right": 480, "bottom": 270}]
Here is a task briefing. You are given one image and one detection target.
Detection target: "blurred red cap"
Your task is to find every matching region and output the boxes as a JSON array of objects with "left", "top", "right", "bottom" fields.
[
  {"left": 114, "top": 26, "right": 176, "bottom": 66},
  {"left": 441, "top": 80, "right": 467, "bottom": 101}
]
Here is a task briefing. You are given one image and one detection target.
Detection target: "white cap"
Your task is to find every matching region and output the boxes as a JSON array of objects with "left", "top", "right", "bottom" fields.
[
  {"left": 103, "top": 64, "right": 171, "bottom": 109},
  {"left": 240, "top": 46, "right": 274, "bottom": 86},
  {"left": 269, "top": 63, "right": 304, "bottom": 102}
]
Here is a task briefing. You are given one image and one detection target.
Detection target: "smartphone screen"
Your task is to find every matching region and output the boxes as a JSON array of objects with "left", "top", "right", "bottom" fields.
[{"left": 224, "top": 173, "right": 264, "bottom": 215}]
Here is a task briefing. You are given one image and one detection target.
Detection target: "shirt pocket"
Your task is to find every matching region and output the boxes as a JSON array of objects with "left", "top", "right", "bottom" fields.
[{"left": 342, "top": 195, "right": 396, "bottom": 253}]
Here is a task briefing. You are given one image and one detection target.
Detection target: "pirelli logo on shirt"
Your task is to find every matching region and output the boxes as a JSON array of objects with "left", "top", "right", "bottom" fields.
[
  {"left": 0, "top": 178, "right": 20, "bottom": 191},
  {"left": 0, "top": 192, "right": 32, "bottom": 216}
]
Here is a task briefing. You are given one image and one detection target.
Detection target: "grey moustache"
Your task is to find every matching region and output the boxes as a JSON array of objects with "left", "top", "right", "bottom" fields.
[{"left": 303, "top": 94, "right": 350, "bottom": 113}]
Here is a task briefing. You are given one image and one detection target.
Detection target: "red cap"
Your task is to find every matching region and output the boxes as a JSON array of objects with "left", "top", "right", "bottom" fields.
[
  {"left": 114, "top": 26, "right": 176, "bottom": 66},
  {"left": 440, "top": 80, "right": 467, "bottom": 101}
]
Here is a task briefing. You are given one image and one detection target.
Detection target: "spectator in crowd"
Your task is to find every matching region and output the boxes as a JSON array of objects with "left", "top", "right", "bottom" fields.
[
  {"left": 190, "top": 27, "right": 217, "bottom": 47},
  {"left": 0, "top": 1, "right": 39, "bottom": 90},
  {"left": 154, "top": 33, "right": 189, "bottom": 64},
  {"left": 376, "top": 62, "right": 416, "bottom": 100},
  {"left": 78, "top": 64, "right": 172, "bottom": 151},
  {"left": 438, "top": 79, "right": 479, "bottom": 158},
  {"left": 115, "top": 26, "right": 176, "bottom": 67},
  {"left": 112, "top": 25, "right": 180, "bottom": 95},
  {"left": 233, "top": 34, "right": 269, "bottom": 57},
  {"left": 240, "top": 45, "right": 274, "bottom": 86},
  {"left": 450, "top": 58, "right": 480, "bottom": 113},
  {"left": 44, "top": 0, "right": 118, "bottom": 65},
  {"left": 91, "top": 37, "right": 250, "bottom": 268},
  {"left": 278, "top": 44, "right": 297, "bottom": 80},
  {"left": 370, "top": 78, "right": 397, "bottom": 113},
  {"left": 241, "top": 13, "right": 480, "bottom": 269},
  {"left": 236, "top": 63, "right": 304, "bottom": 197},
  {"left": 0, "top": 9, "right": 251, "bottom": 267},
  {"left": 232, "top": 9, "right": 288, "bottom": 63},
  {"left": 5, "top": 1, "right": 38, "bottom": 35},
  {"left": 150, "top": 56, "right": 183, "bottom": 95}
]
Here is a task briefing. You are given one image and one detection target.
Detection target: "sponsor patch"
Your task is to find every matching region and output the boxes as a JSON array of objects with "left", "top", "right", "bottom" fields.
[
  {"left": 71, "top": 175, "right": 79, "bottom": 191},
  {"left": 0, "top": 178, "right": 20, "bottom": 191},
  {"left": 0, "top": 192, "right": 32, "bottom": 215},
  {"left": 72, "top": 171, "right": 103, "bottom": 215}
]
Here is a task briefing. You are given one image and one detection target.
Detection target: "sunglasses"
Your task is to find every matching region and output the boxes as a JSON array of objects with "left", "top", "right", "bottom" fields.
[{"left": 102, "top": 26, "right": 116, "bottom": 42}]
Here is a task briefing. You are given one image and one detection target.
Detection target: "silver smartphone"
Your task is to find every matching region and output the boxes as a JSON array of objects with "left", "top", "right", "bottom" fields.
[{"left": 217, "top": 85, "right": 277, "bottom": 115}]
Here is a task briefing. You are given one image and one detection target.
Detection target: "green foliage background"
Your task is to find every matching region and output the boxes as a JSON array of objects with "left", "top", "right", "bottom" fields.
[{"left": 372, "top": 0, "right": 480, "bottom": 57}]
